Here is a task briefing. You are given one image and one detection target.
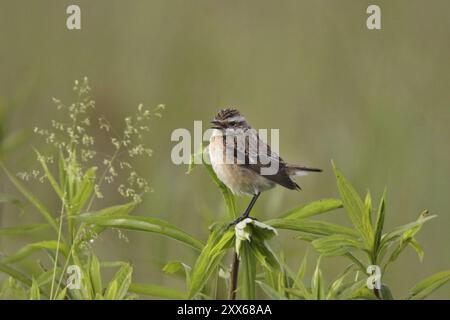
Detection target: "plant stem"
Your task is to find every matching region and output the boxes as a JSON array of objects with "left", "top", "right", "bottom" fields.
[
  {"left": 50, "top": 88, "right": 81, "bottom": 299},
  {"left": 370, "top": 253, "right": 382, "bottom": 299},
  {"left": 229, "top": 251, "right": 240, "bottom": 300},
  {"left": 49, "top": 191, "right": 68, "bottom": 300},
  {"left": 373, "top": 287, "right": 381, "bottom": 299},
  {"left": 228, "top": 195, "right": 260, "bottom": 299}
]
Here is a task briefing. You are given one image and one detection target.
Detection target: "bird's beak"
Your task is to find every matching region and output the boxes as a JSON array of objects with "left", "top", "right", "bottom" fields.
[{"left": 211, "top": 120, "right": 222, "bottom": 129}]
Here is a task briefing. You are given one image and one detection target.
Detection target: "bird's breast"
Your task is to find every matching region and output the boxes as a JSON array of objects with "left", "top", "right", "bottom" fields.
[{"left": 208, "top": 135, "right": 275, "bottom": 195}]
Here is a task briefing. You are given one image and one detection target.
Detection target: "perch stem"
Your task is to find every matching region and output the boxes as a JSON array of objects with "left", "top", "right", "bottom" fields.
[
  {"left": 229, "top": 251, "right": 240, "bottom": 300},
  {"left": 229, "top": 192, "right": 261, "bottom": 299}
]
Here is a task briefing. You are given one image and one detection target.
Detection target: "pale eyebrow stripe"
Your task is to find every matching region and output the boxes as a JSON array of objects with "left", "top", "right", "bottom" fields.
[{"left": 227, "top": 115, "right": 244, "bottom": 122}]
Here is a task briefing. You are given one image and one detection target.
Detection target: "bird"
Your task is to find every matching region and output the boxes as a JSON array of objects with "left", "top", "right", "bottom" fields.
[{"left": 209, "top": 108, "right": 322, "bottom": 224}]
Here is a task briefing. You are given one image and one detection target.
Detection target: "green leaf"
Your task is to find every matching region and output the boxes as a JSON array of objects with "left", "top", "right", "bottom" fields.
[
  {"left": 284, "top": 288, "right": 308, "bottom": 299},
  {"left": 332, "top": 161, "right": 373, "bottom": 246},
  {"left": 338, "top": 279, "right": 369, "bottom": 300},
  {"left": 0, "top": 277, "right": 28, "bottom": 299},
  {"left": 79, "top": 202, "right": 136, "bottom": 219},
  {"left": 105, "top": 280, "right": 118, "bottom": 300},
  {"left": 407, "top": 270, "right": 450, "bottom": 300},
  {"left": 251, "top": 239, "right": 280, "bottom": 271},
  {"left": 380, "top": 213, "right": 436, "bottom": 267},
  {"left": 186, "top": 143, "right": 209, "bottom": 175},
  {"left": 344, "top": 253, "right": 366, "bottom": 272},
  {"left": 55, "top": 288, "right": 67, "bottom": 300},
  {"left": 0, "top": 224, "right": 49, "bottom": 236},
  {"left": 256, "top": 281, "right": 287, "bottom": 300},
  {"left": 381, "top": 213, "right": 436, "bottom": 246},
  {"left": 76, "top": 202, "right": 136, "bottom": 239},
  {"left": 35, "top": 149, "right": 64, "bottom": 199},
  {"left": 312, "top": 235, "right": 363, "bottom": 256},
  {"left": 89, "top": 254, "right": 103, "bottom": 295},
  {"left": 278, "top": 256, "right": 311, "bottom": 299},
  {"left": 163, "top": 261, "right": 191, "bottom": 285},
  {"left": 409, "top": 238, "right": 424, "bottom": 261},
  {"left": 30, "top": 278, "right": 40, "bottom": 300},
  {"left": 3, "top": 240, "right": 68, "bottom": 264},
  {"left": 163, "top": 261, "right": 186, "bottom": 274},
  {"left": 109, "top": 264, "right": 132, "bottom": 300},
  {"left": 188, "top": 224, "right": 235, "bottom": 299},
  {"left": 240, "top": 242, "right": 256, "bottom": 300},
  {"left": 297, "top": 250, "right": 308, "bottom": 281},
  {"left": 36, "top": 268, "right": 62, "bottom": 288},
  {"left": 373, "top": 188, "right": 386, "bottom": 258},
  {"left": 363, "top": 191, "right": 373, "bottom": 244},
  {"left": 364, "top": 191, "right": 372, "bottom": 223},
  {"left": 100, "top": 261, "right": 128, "bottom": 268},
  {"left": 263, "top": 265, "right": 286, "bottom": 298},
  {"left": 163, "top": 261, "right": 190, "bottom": 274},
  {"left": 267, "top": 218, "right": 358, "bottom": 237},
  {"left": 279, "top": 198, "right": 343, "bottom": 219},
  {"left": 384, "top": 237, "right": 412, "bottom": 269},
  {"left": 129, "top": 283, "right": 186, "bottom": 299},
  {"left": 326, "top": 265, "right": 354, "bottom": 300},
  {"left": 311, "top": 257, "right": 325, "bottom": 300},
  {"left": 71, "top": 166, "right": 97, "bottom": 215},
  {"left": 294, "top": 234, "right": 321, "bottom": 242},
  {"left": 327, "top": 278, "right": 344, "bottom": 300},
  {"left": 0, "top": 262, "right": 32, "bottom": 286},
  {"left": 77, "top": 214, "right": 203, "bottom": 250},
  {"left": 0, "top": 162, "right": 59, "bottom": 234}
]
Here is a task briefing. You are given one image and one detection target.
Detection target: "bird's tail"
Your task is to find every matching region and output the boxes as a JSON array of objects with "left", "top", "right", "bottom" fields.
[{"left": 286, "top": 165, "right": 322, "bottom": 177}]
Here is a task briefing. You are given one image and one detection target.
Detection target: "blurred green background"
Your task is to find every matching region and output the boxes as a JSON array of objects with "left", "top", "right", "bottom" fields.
[{"left": 0, "top": 0, "right": 449, "bottom": 298}]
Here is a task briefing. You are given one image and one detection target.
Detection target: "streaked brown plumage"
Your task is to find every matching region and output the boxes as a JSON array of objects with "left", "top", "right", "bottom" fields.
[{"left": 209, "top": 108, "right": 321, "bottom": 222}]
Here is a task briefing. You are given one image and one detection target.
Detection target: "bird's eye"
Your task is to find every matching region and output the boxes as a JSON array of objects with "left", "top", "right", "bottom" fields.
[{"left": 229, "top": 121, "right": 236, "bottom": 126}]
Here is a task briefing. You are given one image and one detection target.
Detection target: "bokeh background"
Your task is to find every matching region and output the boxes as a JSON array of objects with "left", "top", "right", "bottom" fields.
[{"left": 0, "top": 0, "right": 449, "bottom": 298}]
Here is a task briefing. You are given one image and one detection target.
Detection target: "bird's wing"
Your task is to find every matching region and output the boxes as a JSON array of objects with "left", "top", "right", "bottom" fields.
[{"left": 223, "top": 129, "right": 299, "bottom": 190}]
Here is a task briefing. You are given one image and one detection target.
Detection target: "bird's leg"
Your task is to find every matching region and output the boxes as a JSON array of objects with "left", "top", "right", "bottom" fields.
[
  {"left": 231, "top": 192, "right": 261, "bottom": 225},
  {"left": 241, "top": 192, "right": 260, "bottom": 219}
]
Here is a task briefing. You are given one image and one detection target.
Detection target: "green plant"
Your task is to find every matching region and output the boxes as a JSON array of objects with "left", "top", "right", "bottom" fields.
[
  {"left": 0, "top": 78, "right": 194, "bottom": 299},
  {"left": 178, "top": 150, "right": 449, "bottom": 300},
  {"left": 0, "top": 79, "right": 448, "bottom": 300}
]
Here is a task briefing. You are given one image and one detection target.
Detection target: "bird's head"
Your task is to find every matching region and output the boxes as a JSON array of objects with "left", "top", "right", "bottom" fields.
[{"left": 211, "top": 108, "right": 250, "bottom": 131}]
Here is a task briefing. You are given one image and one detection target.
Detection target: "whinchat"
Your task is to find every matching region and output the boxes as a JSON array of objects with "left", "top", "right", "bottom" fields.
[{"left": 209, "top": 108, "right": 321, "bottom": 223}]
